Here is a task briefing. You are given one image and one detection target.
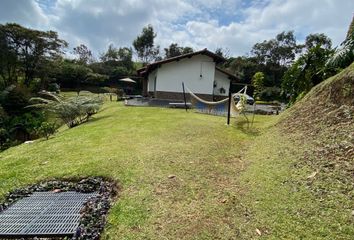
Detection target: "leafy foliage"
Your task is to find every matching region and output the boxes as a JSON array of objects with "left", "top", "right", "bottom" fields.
[
  {"left": 0, "top": 23, "right": 67, "bottom": 87},
  {"left": 252, "top": 31, "right": 299, "bottom": 66},
  {"left": 35, "top": 121, "right": 58, "bottom": 140},
  {"left": 326, "top": 16, "right": 354, "bottom": 69},
  {"left": 0, "top": 85, "right": 31, "bottom": 115},
  {"left": 133, "top": 25, "right": 160, "bottom": 64},
  {"left": 282, "top": 33, "right": 334, "bottom": 103},
  {"left": 102, "top": 87, "right": 124, "bottom": 101},
  {"left": 214, "top": 47, "right": 230, "bottom": 59},
  {"left": 252, "top": 72, "right": 265, "bottom": 100},
  {"left": 164, "top": 43, "right": 193, "bottom": 58},
  {"left": 73, "top": 44, "right": 94, "bottom": 65},
  {"left": 29, "top": 91, "right": 103, "bottom": 128},
  {"left": 55, "top": 60, "right": 108, "bottom": 90}
]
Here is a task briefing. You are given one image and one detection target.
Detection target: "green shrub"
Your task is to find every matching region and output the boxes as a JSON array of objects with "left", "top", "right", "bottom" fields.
[
  {"left": 1, "top": 85, "right": 31, "bottom": 116},
  {"left": 35, "top": 122, "right": 58, "bottom": 140},
  {"left": 0, "top": 128, "right": 8, "bottom": 146},
  {"left": 48, "top": 83, "right": 60, "bottom": 93}
]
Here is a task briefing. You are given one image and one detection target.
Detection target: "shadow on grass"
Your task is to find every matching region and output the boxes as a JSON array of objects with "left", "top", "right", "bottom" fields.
[
  {"left": 85, "top": 115, "right": 112, "bottom": 124},
  {"left": 233, "top": 118, "right": 261, "bottom": 136}
]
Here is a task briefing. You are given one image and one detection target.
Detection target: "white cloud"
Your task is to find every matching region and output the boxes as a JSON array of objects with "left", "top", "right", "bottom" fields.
[
  {"left": 0, "top": 0, "right": 49, "bottom": 28},
  {"left": 0, "top": 0, "right": 353, "bottom": 57}
]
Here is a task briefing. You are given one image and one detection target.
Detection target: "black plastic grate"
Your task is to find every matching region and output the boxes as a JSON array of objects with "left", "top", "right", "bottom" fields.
[{"left": 0, "top": 191, "right": 97, "bottom": 238}]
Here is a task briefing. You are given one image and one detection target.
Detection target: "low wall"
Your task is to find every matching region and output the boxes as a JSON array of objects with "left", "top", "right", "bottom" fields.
[{"left": 148, "top": 91, "right": 226, "bottom": 101}]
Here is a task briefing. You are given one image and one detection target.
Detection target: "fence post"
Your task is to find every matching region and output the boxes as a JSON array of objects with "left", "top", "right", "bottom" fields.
[
  {"left": 227, "top": 82, "right": 232, "bottom": 125},
  {"left": 182, "top": 82, "right": 188, "bottom": 112}
]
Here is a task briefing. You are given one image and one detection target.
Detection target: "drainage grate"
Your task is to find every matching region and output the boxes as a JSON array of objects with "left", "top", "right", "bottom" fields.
[{"left": 0, "top": 191, "right": 97, "bottom": 238}]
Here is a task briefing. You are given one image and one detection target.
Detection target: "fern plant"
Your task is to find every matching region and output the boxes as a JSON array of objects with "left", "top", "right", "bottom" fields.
[{"left": 29, "top": 91, "right": 103, "bottom": 128}]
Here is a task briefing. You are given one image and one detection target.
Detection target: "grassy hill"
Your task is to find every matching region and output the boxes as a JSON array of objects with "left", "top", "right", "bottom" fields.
[
  {"left": 0, "top": 102, "right": 275, "bottom": 239},
  {"left": 0, "top": 64, "right": 353, "bottom": 239},
  {"left": 237, "top": 63, "right": 354, "bottom": 239}
]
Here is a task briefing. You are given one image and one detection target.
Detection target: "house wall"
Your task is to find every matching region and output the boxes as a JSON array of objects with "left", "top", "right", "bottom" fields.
[
  {"left": 153, "top": 55, "right": 216, "bottom": 95},
  {"left": 213, "top": 70, "right": 230, "bottom": 97},
  {"left": 148, "top": 91, "right": 215, "bottom": 101}
]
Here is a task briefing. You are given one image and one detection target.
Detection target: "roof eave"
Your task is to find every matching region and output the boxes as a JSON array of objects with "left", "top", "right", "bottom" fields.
[{"left": 137, "top": 49, "right": 225, "bottom": 77}]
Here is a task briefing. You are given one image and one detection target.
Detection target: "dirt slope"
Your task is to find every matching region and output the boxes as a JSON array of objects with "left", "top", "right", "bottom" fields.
[{"left": 280, "top": 62, "right": 354, "bottom": 213}]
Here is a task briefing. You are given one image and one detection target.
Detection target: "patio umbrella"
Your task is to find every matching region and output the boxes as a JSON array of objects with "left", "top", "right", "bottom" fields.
[{"left": 119, "top": 78, "right": 136, "bottom": 83}]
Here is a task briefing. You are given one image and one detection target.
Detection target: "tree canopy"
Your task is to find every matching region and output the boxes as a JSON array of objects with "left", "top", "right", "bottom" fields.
[
  {"left": 73, "top": 44, "right": 93, "bottom": 65},
  {"left": 0, "top": 23, "right": 67, "bottom": 87},
  {"left": 164, "top": 43, "right": 193, "bottom": 58},
  {"left": 282, "top": 33, "right": 334, "bottom": 103},
  {"left": 133, "top": 25, "right": 160, "bottom": 64}
]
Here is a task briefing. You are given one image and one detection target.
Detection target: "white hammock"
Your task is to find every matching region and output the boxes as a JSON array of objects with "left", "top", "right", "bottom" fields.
[
  {"left": 185, "top": 86, "right": 246, "bottom": 105},
  {"left": 185, "top": 85, "right": 248, "bottom": 116}
]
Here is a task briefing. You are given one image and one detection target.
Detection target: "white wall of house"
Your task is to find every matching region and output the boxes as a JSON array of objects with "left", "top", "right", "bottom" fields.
[
  {"left": 149, "top": 55, "right": 216, "bottom": 95},
  {"left": 213, "top": 70, "right": 230, "bottom": 96}
]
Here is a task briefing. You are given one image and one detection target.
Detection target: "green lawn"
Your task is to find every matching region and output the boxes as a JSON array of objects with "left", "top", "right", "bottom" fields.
[
  {"left": 0, "top": 101, "right": 274, "bottom": 239},
  {"left": 1, "top": 100, "right": 352, "bottom": 239}
]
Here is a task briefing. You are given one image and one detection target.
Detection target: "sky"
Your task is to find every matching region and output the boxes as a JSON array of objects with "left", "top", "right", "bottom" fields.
[{"left": 0, "top": 0, "right": 353, "bottom": 58}]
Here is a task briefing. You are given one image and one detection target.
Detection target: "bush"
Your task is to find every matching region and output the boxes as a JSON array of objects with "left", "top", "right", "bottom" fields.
[
  {"left": 7, "top": 111, "right": 45, "bottom": 137},
  {"left": 48, "top": 83, "right": 60, "bottom": 93},
  {"left": 29, "top": 91, "right": 103, "bottom": 128},
  {"left": 35, "top": 122, "right": 58, "bottom": 140},
  {"left": 259, "top": 87, "right": 282, "bottom": 101},
  {"left": 0, "top": 128, "right": 8, "bottom": 146},
  {"left": 1, "top": 85, "right": 31, "bottom": 116}
]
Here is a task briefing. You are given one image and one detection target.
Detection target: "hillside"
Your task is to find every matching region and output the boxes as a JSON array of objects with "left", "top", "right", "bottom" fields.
[
  {"left": 281, "top": 62, "right": 354, "bottom": 199},
  {"left": 237, "top": 63, "right": 354, "bottom": 239}
]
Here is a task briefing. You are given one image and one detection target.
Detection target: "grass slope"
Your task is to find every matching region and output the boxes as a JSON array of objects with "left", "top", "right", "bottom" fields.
[
  {"left": 237, "top": 63, "right": 354, "bottom": 239},
  {"left": 0, "top": 102, "right": 274, "bottom": 239}
]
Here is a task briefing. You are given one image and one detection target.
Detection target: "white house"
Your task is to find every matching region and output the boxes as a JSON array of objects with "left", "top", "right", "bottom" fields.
[{"left": 137, "top": 49, "right": 238, "bottom": 101}]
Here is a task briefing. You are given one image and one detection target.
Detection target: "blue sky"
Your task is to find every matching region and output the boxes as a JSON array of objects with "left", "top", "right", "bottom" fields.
[{"left": 0, "top": 0, "right": 353, "bottom": 58}]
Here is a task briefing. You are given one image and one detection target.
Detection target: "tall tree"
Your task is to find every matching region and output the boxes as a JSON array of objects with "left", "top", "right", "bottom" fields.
[
  {"left": 98, "top": 44, "right": 134, "bottom": 77},
  {"left": 225, "top": 56, "right": 259, "bottom": 83},
  {"left": 215, "top": 47, "right": 230, "bottom": 59},
  {"left": 0, "top": 23, "right": 67, "bottom": 87},
  {"left": 73, "top": 44, "right": 93, "bottom": 65},
  {"left": 251, "top": 31, "right": 300, "bottom": 89},
  {"left": 133, "top": 25, "right": 160, "bottom": 64},
  {"left": 182, "top": 46, "right": 193, "bottom": 55},
  {"left": 282, "top": 33, "right": 333, "bottom": 103},
  {"left": 304, "top": 33, "right": 332, "bottom": 50},
  {"left": 100, "top": 44, "right": 119, "bottom": 62},
  {"left": 0, "top": 27, "right": 18, "bottom": 88},
  {"left": 164, "top": 43, "right": 193, "bottom": 58},
  {"left": 252, "top": 31, "right": 299, "bottom": 66},
  {"left": 117, "top": 47, "right": 133, "bottom": 70}
]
